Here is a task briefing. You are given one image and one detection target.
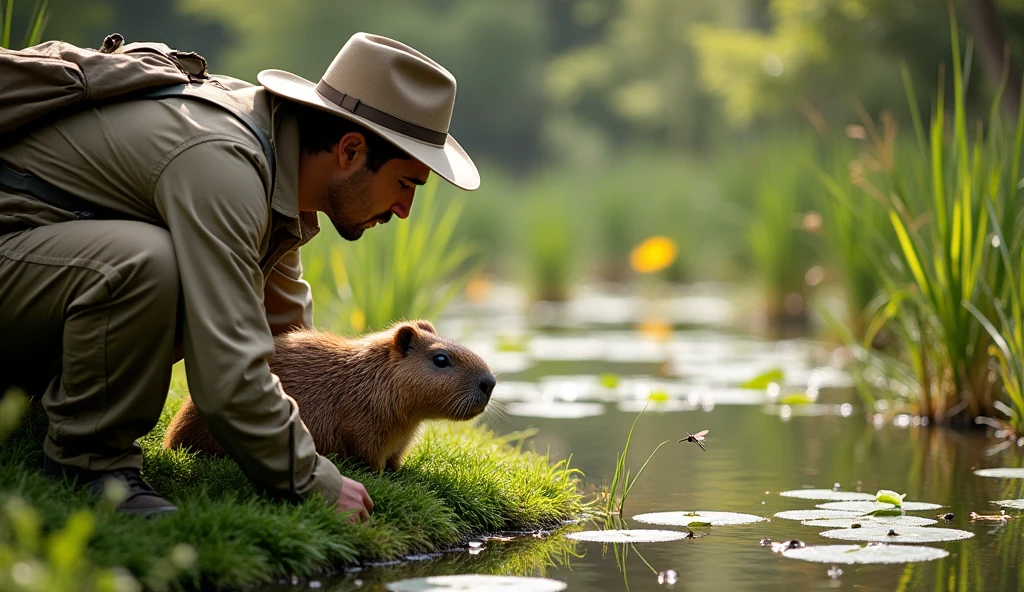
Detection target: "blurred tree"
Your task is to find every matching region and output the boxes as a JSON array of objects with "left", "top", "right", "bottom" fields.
[
  {"left": 179, "top": 0, "right": 550, "bottom": 171},
  {"left": 544, "top": 0, "right": 743, "bottom": 154},
  {"left": 690, "top": 0, "right": 1024, "bottom": 129},
  {"left": 30, "top": 0, "right": 227, "bottom": 61}
]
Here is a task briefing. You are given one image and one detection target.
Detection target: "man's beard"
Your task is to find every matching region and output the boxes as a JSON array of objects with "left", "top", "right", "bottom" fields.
[{"left": 325, "top": 169, "right": 392, "bottom": 241}]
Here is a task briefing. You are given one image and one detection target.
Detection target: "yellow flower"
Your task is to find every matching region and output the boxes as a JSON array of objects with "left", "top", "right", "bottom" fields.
[
  {"left": 465, "top": 274, "right": 492, "bottom": 302},
  {"left": 630, "top": 236, "right": 677, "bottom": 274},
  {"left": 638, "top": 317, "right": 673, "bottom": 342}
]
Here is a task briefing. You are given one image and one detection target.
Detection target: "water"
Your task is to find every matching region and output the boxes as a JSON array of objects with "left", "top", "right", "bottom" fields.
[{"left": 282, "top": 287, "right": 1024, "bottom": 591}]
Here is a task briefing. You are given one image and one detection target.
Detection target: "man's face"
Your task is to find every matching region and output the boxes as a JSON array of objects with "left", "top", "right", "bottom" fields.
[{"left": 325, "top": 156, "right": 431, "bottom": 241}]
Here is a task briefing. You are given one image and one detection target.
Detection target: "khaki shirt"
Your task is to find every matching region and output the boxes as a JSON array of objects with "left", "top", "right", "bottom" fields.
[{"left": 0, "top": 76, "right": 345, "bottom": 503}]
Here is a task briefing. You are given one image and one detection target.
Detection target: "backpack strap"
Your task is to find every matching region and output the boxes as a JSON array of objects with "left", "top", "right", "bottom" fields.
[
  {"left": 0, "top": 159, "right": 122, "bottom": 220},
  {"left": 142, "top": 83, "right": 277, "bottom": 196}
]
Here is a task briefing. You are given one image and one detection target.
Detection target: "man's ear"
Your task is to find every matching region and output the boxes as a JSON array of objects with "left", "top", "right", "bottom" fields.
[
  {"left": 415, "top": 320, "right": 437, "bottom": 335},
  {"left": 393, "top": 323, "right": 417, "bottom": 356},
  {"left": 338, "top": 132, "right": 367, "bottom": 170}
]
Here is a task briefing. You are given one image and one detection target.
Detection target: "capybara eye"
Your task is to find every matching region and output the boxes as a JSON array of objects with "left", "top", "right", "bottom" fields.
[{"left": 432, "top": 353, "right": 451, "bottom": 368}]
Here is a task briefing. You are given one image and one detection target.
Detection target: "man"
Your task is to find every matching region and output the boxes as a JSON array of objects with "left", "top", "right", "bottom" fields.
[{"left": 0, "top": 32, "right": 479, "bottom": 519}]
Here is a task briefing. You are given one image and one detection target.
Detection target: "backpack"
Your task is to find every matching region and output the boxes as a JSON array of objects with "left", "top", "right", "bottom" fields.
[{"left": 0, "top": 33, "right": 276, "bottom": 208}]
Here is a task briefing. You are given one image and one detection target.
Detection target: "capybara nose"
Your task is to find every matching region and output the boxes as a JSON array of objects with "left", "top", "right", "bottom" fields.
[{"left": 479, "top": 374, "right": 496, "bottom": 397}]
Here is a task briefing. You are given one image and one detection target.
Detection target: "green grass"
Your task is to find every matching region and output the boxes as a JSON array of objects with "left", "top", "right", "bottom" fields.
[
  {"left": 813, "top": 10, "right": 1024, "bottom": 428},
  {"left": 604, "top": 405, "right": 667, "bottom": 521},
  {"left": 0, "top": 375, "right": 586, "bottom": 589}
]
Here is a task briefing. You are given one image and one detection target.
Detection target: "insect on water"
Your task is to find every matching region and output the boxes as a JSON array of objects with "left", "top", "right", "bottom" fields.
[{"left": 679, "top": 429, "right": 709, "bottom": 451}]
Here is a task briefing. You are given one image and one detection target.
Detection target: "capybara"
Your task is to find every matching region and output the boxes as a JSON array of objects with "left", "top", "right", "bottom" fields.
[{"left": 163, "top": 320, "right": 496, "bottom": 471}]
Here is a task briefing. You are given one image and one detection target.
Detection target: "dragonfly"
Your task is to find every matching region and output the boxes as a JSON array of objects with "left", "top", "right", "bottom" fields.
[{"left": 678, "top": 429, "right": 709, "bottom": 451}]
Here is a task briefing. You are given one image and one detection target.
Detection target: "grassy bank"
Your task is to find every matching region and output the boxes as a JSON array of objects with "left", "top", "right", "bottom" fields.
[{"left": 0, "top": 371, "right": 586, "bottom": 590}]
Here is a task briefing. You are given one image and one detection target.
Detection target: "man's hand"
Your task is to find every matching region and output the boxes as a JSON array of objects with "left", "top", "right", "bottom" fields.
[{"left": 337, "top": 476, "right": 373, "bottom": 523}]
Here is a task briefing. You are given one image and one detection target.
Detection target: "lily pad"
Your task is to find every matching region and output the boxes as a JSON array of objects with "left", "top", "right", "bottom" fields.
[
  {"left": 974, "top": 468, "right": 1024, "bottom": 479},
  {"left": 741, "top": 368, "right": 785, "bottom": 389},
  {"left": 774, "top": 509, "right": 865, "bottom": 521},
  {"left": 564, "top": 529, "right": 692, "bottom": 543},
  {"left": 779, "top": 489, "right": 877, "bottom": 502},
  {"left": 782, "top": 544, "right": 949, "bottom": 565},
  {"left": 631, "top": 511, "right": 766, "bottom": 527},
  {"left": 994, "top": 499, "right": 1024, "bottom": 510},
  {"left": 385, "top": 575, "right": 568, "bottom": 591},
  {"left": 503, "top": 402, "right": 605, "bottom": 419},
  {"left": 817, "top": 501, "right": 943, "bottom": 512},
  {"left": 803, "top": 516, "right": 937, "bottom": 528},
  {"left": 819, "top": 526, "right": 974, "bottom": 543}
]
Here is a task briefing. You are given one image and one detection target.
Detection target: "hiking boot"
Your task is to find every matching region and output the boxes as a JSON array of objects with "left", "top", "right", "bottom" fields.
[{"left": 43, "top": 456, "right": 177, "bottom": 517}]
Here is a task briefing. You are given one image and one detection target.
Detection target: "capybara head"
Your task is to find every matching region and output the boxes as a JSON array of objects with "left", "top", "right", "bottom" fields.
[{"left": 386, "top": 320, "right": 495, "bottom": 420}]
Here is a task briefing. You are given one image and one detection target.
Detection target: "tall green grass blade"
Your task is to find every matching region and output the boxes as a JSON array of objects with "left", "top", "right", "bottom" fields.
[
  {"left": 22, "top": 0, "right": 46, "bottom": 46},
  {"left": 2, "top": 0, "right": 13, "bottom": 49},
  {"left": 890, "top": 210, "right": 931, "bottom": 300}
]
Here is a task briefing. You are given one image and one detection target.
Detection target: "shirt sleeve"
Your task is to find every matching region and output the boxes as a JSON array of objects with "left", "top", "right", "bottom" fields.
[
  {"left": 265, "top": 247, "right": 315, "bottom": 335},
  {"left": 151, "top": 136, "right": 343, "bottom": 504}
]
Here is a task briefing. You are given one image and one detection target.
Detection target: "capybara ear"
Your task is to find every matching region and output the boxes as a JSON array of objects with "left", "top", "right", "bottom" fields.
[
  {"left": 393, "top": 323, "right": 417, "bottom": 356},
  {"left": 415, "top": 320, "right": 437, "bottom": 334}
]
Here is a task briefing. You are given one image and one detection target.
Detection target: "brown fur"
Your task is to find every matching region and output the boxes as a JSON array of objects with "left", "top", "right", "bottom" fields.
[{"left": 162, "top": 320, "right": 495, "bottom": 471}]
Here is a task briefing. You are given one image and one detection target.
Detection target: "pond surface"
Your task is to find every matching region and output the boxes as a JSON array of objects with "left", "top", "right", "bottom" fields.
[{"left": 290, "top": 287, "right": 1024, "bottom": 592}]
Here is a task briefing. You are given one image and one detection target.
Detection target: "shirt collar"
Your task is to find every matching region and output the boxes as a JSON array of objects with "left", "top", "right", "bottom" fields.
[{"left": 264, "top": 93, "right": 321, "bottom": 245}]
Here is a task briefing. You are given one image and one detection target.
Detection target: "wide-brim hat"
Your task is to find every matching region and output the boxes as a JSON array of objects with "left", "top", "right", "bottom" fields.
[{"left": 258, "top": 32, "right": 479, "bottom": 191}]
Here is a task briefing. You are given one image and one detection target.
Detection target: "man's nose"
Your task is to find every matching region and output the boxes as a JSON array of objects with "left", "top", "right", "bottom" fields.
[{"left": 391, "top": 196, "right": 414, "bottom": 219}]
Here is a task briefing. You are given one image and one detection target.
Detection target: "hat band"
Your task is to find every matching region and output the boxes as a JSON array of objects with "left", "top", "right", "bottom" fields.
[{"left": 315, "top": 80, "right": 447, "bottom": 146}]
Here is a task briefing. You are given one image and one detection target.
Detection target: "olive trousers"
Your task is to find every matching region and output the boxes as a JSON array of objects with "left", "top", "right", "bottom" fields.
[{"left": 0, "top": 219, "right": 181, "bottom": 472}]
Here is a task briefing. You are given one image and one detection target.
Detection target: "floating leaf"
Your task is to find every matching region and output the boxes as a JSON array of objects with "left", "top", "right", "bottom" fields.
[
  {"left": 779, "top": 489, "right": 877, "bottom": 502},
  {"left": 876, "top": 490, "right": 907, "bottom": 507},
  {"left": 631, "top": 511, "right": 767, "bottom": 527},
  {"left": 819, "top": 526, "right": 974, "bottom": 543},
  {"left": 995, "top": 499, "right": 1024, "bottom": 510},
  {"left": 598, "top": 373, "right": 620, "bottom": 388},
  {"left": 774, "top": 509, "right": 865, "bottom": 521},
  {"left": 803, "top": 516, "right": 937, "bottom": 528},
  {"left": 503, "top": 402, "right": 605, "bottom": 419},
  {"left": 564, "top": 529, "right": 691, "bottom": 543},
  {"left": 974, "top": 468, "right": 1024, "bottom": 479},
  {"left": 740, "top": 369, "right": 784, "bottom": 389},
  {"left": 647, "top": 390, "right": 671, "bottom": 402},
  {"left": 496, "top": 334, "right": 529, "bottom": 353},
  {"left": 385, "top": 575, "right": 568, "bottom": 591},
  {"left": 817, "top": 501, "right": 943, "bottom": 513},
  {"left": 782, "top": 544, "right": 949, "bottom": 564},
  {"left": 778, "top": 393, "right": 814, "bottom": 405}
]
